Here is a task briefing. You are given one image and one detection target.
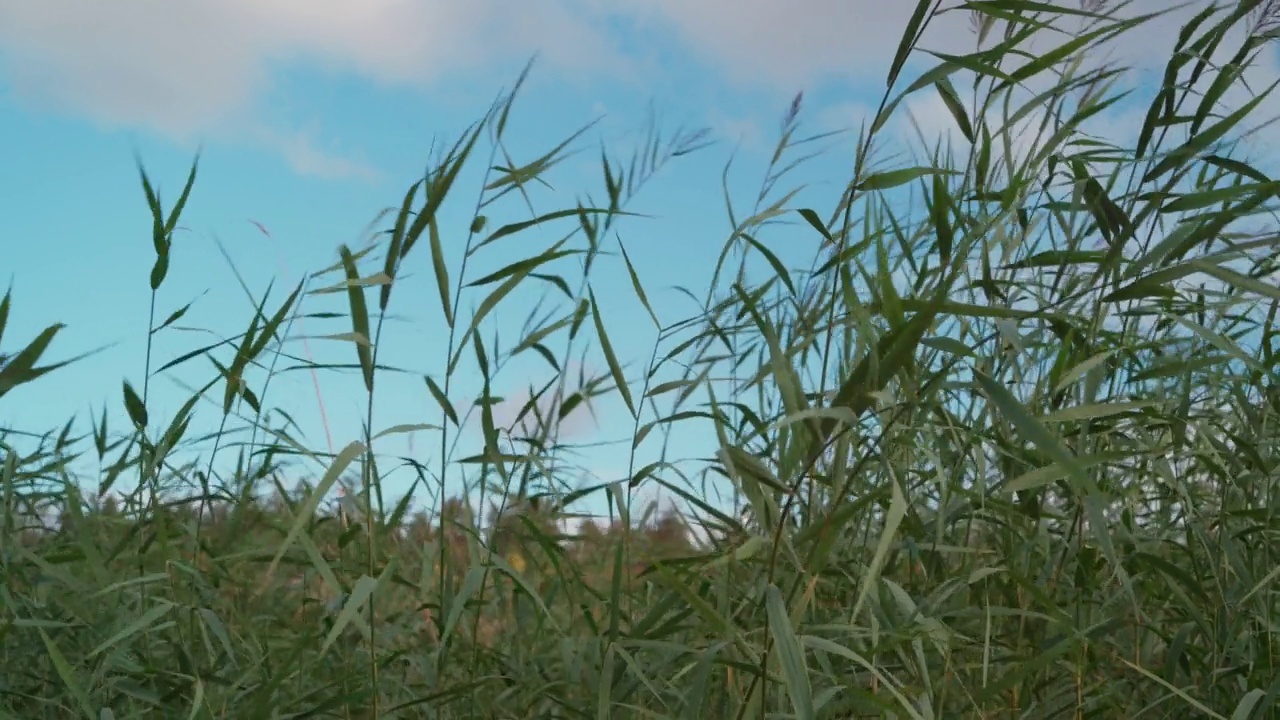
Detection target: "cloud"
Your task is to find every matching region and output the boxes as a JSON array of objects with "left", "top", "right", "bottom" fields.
[
  {"left": 0, "top": 1, "right": 256, "bottom": 137},
  {"left": 0, "top": 0, "right": 1179, "bottom": 137},
  {"left": 260, "top": 125, "right": 380, "bottom": 181},
  {"left": 0, "top": 0, "right": 627, "bottom": 136},
  {"left": 0, "top": 0, "right": 628, "bottom": 178},
  {"left": 605, "top": 0, "right": 974, "bottom": 91},
  {"left": 2, "top": 0, "right": 1276, "bottom": 179},
  {"left": 891, "top": 1, "right": 1280, "bottom": 175},
  {"left": 596, "top": 0, "right": 1225, "bottom": 93},
  {"left": 706, "top": 109, "right": 766, "bottom": 150},
  {"left": 489, "top": 361, "right": 601, "bottom": 442}
]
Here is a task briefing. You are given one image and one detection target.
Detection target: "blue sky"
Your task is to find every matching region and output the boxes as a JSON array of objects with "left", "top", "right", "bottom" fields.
[{"left": 2, "top": 0, "right": 1276, "bottom": 524}]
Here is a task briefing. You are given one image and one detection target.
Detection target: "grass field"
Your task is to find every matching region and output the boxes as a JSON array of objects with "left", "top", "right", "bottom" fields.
[{"left": 4, "top": 1, "right": 1280, "bottom": 717}]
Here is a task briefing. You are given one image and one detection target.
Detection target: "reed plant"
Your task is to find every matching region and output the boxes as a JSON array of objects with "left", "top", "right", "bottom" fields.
[{"left": 3, "top": 1, "right": 1280, "bottom": 717}]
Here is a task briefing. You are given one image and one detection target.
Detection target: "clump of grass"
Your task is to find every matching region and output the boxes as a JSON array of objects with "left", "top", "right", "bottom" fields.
[{"left": 4, "top": 1, "right": 1280, "bottom": 717}]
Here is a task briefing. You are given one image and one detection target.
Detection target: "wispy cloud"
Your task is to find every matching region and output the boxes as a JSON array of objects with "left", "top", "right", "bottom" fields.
[
  {"left": 262, "top": 125, "right": 380, "bottom": 182},
  {"left": 0, "top": 0, "right": 628, "bottom": 178},
  {"left": 706, "top": 109, "right": 766, "bottom": 150},
  {"left": 0, "top": 0, "right": 628, "bottom": 138},
  {"left": 489, "top": 361, "right": 602, "bottom": 441},
  {"left": 0, "top": 0, "right": 1146, "bottom": 140},
  {"left": 1, "top": 0, "right": 1275, "bottom": 178}
]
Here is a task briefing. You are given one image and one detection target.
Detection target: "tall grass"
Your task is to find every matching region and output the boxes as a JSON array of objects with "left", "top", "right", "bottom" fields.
[{"left": 4, "top": 0, "right": 1280, "bottom": 717}]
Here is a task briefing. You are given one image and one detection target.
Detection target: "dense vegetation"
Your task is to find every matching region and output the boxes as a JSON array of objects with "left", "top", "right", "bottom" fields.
[{"left": 4, "top": 1, "right": 1280, "bottom": 717}]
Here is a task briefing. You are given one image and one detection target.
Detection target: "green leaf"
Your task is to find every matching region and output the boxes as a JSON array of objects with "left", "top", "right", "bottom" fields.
[
  {"left": 797, "top": 208, "right": 833, "bottom": 244},
  {"left": 1143, "top": 78, "right": 1279, "bottom": 183},
  {"left": 1006, "top": 250, "right": 1107, "bottom": 269},
  {"left": 164, "top": 154, "right": 199, "bottom": 240},
  {"left": 152, "top": 300, "right": 196, "bottom": 334},
  {"left": 1041, "top": 401, "right": 1155, "bottom": 424},
  {"left": 765, "top": 584, "right": 814, "bottom": 720},
  {"left": 122, "top": 381, "right": 148, "bottom": 429},
  {"left": 974, "top": 370, "right": 1130, "bottom": 605},
  {"left": 921, "top": 335, "right": 974, "bottom": 357},
  {"left": 37, "top": 628, "right": 96, "bottom": 719},
  {"left": 424, "top": 375, "right": 459, "bottom": 427},
  {"left": 1102, "top": 262, "right": 1202, "bottom": 303},
  {"left": 1071, "top": 159, "right": 1135, "bottom": 254},
  {"left": 88, "top": 601, "right": 174, "bottom": 658},
  {"left": 1195, "top": 260, "right": 1280, "bottom": 302},
  {"left": 439, "top": 566, "right": 487, "bottom": 650},
  {"left": 650, "top": 563, "right": 734, "bottom": 637},
  {"left": 381, "top": 181, "right": 420, "bottom": 311},
  {"left": 265, "top": 440, "right": 365, "bottom": 579},
  {"left": 247, "top": 281, "right": 303, "bottom": 360},
  {"left": 319, "top": 568, "right": 391, "bottom": 658},
  {"left": 464, "top": 248, "right": 579, "bottom": 288},
  {"left": 975, "top": 369, "right": 1087, "bottom": 486},
  {"left": 0, "top": 286, "right": 9, "bottom": 347},
  {"left": 428, "top": 215, "right": 454, "bottom": 328},
  {"left": 1202, "top": 154, "right": 1270, "bottom": 183},
  {"left": 850, "top": 476, "right": 906, "bottom": 622},
  {"left": 1003, "top": 19, "right": 1137, "bottom": 88},
  {"left": 933, "top": 76, "right": 974, "bottom": 143},
  {"left": 588, "top": 288, "right": 635, "bottom": 417},
  {"left": 1230, "top": 689, "right": 1265, "bottom": 720},
  {"left": 0, "top": 320, "right": 70, "bottom": 399},
  {"left": 148, "top": 232, "right": 170, "bottom": 289},
  {"left": 856, "top": 167, "right": 955, "bottom": 192},
  {"left": 338, "top": 246, "right": 375, "bottom": 392},
  {"left": 973, "top": 631, "right": 1084, "bottom": 706},
  {"left": 886, "top": 0, "right": 933, "bottom": 90},
  {"left": 1005, "top": 453, "right": 1126, "bottom": 494},
  {"left": 930, "top": 172, "right": 955, "bottom": 264},
  {"left": 371, "top": 423, "right": 441, "bottom": 440},
  {"left": 617, "top": 237, "right": 660, "bottom": 329},
  {"left": 1116, "top": 656, "right": 1227, "bottom": 720},
  {"left": 741, "top": 233, "right": 796, "bottom": 296},
  {"left": 473, "top": 207, "right": 625, "bottom": 254},
  {"left": 799, "top": 636, "right": 925, "bottom": 719},
  {"left": 449, "top": 243, "right": 570, "bottom": 376},
  {"left": 1160, "top": 181, "right": 1278, "bottom": 213},
  {"left": 820, "top": 308, "right": 935, "bottom": 450}
]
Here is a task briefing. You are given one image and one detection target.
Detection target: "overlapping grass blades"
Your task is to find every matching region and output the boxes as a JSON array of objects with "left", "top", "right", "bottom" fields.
[{"left": 3, "top": 1, "right": 1280, "bottom": 717}]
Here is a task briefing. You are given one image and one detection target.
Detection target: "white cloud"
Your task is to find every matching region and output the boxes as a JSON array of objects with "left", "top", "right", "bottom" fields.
[
  {"left": 0, "top": 0, "right": 628, "bottom": 136},
  {"left": 596, "top": 0, "right": 1238, "bottom": 96},
  {"left": 893, "top": 1, "right": 1280, "bottom": 176},
  {"left": 261, "top": 125, "right": 379, "bottom": 181},
  {"left": 706, "top": 109, "right": 766, "bottom": 150},
  {"left": 0, "top": 0, "right": 628, "bottom": 177},
  {"left": 605, "top": 0, "right": 974, "bottom": 91},
  {"left": 489, "top": 361, "right": 601, "bottom": 442},
  {"left": 0, "top": 2, "right": 249, "bottom": 136},
  {"left": 1, "top": 0, "right": 1277, "bottom": 178},
  {"left": 0, "top": 0, "right": 1125, "bottom": 140}
]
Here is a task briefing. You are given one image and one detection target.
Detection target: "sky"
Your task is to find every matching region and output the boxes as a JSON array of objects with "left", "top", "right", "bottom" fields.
[{"left": 2, "top": 0, "right": 1278, "bottom": 525}]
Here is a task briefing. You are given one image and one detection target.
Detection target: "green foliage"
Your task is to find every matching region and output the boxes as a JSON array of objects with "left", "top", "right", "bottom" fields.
[{"left": 4, "top": 3, "right": 1280, "bottom": 717}]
